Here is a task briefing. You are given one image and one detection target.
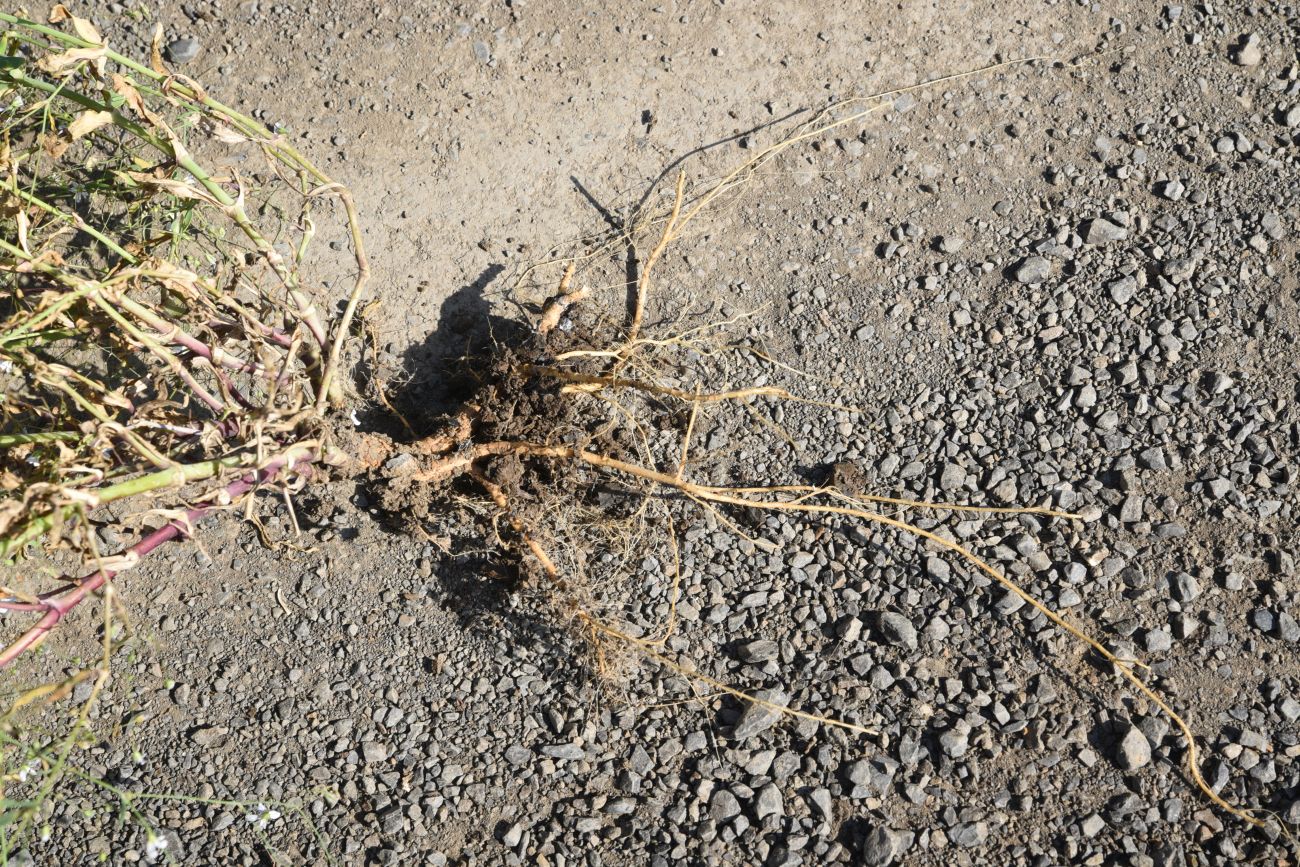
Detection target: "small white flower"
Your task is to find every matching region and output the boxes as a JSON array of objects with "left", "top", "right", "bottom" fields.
[
  {"left": 39, "top": 824, "right": 51, "bottom": 843},
  {"left": 0, "top": 358, "right": 13, "bottom": 373},
  {"left": 244, "top": 803, "right": 281, "bottom": 830},
  {"left": 17, "top": 759, "right": 40, "bottom": 782},
  {"left": 350, "top": 409, "right": 361, "bottom": 427},
  {"left": 144, "top": 832, "right": 169, "bottom": 863}
]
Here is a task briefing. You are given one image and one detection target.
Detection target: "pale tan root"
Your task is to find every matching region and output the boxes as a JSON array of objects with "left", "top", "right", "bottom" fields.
[
  {"left": 538, "top": 263, "right": 590, "bottom": 335},
  {"left": 469, "top": 466, "right": 874, "bottom": 738},
  {"left": 395, "top": 437, "right": 1267, "bottom": 830}
]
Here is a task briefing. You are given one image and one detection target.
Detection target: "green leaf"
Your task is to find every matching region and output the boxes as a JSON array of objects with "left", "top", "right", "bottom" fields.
[{"left": 0, "top": 56, "right": 24, "bottom": 71}]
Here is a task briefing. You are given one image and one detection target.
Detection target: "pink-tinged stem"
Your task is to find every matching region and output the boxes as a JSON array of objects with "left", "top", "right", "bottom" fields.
[
  {"left": 0, "top": 452, "right": 313, "bottom": 669},
  {"left": 206, "top": 361, "right": 255, "bottom": 411},
  {"left": 171, "top": 363, "right": 227, "bottom": 416},
  {"left": 208, "top": 319, "right": 294, "bottom": 350},
  {"left": 122, "top": 299, "right": 261, "bottom": 376},
  {"left": 0, "top": 600, "right": 47, "bottom": 612}
]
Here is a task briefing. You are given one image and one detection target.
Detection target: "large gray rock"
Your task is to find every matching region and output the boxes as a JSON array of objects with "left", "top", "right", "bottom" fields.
[
  {"left": 1114, "top": 724, "right": 1151, "bottom": 770},
  {"left": 166, "top": 37, "right": 200, "bottom": 64},
  {"left": 1081, "top": 217, "right": 1128, "bottom": 244},
  {"left": 754, "top": 783, "right": 783, "bottom": 821},
  {"left": 732, "top": 689, "right": 789, "bottom": 740},
  {"left": 860, "top": 826, "right": 908, "bottom": 865},
  {"left": 1013, "top": 255, "right": 1052, "bottom": 284},
  {"left": 878, "top": 612, "right": 918, "bottom": 648}
]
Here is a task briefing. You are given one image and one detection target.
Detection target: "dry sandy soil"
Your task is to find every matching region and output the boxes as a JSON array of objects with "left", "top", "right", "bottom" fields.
[{"left": 4, "top": 1, "right": 1300, "bottom": 865}]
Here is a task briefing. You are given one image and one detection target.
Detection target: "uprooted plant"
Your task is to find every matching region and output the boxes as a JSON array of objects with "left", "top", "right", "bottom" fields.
[
  {"left": 0, "top": 7, "right": 364, "bottom": 848},
  {"left": 0, "top": 8, "right": 367, "bottom": 655},
  {"left": 347, "top": 86, "right": 1287, "bottom": 840},
  {"left": 0, "top": 8, "right": 1289, "bottom": 855}
]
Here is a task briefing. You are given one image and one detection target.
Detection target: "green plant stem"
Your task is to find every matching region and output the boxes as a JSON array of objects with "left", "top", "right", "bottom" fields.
[
  {"left": 1, "top": 67, "right": 160, "bottom": 149},
  {"left": 1, "top": 13, "right": 372, "bottom": 411},
  {"left": 112, "top": 292, "right": 260, "bottom": 374},
  {"left": 0, "top": 431, "right": 79, "bottom": 446},
  {"left": 84, "top": 292, "right": 227, "bottom": 414},
  {"left": 0, "top": 281, "right": 96, "bottom": 344},
  {"left": 1, "top": 36, "right": 332, "bottom": 351},
  {"left": 0, "top": 453, "right": 246, "bottom": 560},
  {"left": 34, "top": 368, "right": 171, "bottom": 468},
  {"left": 0, "top": 238, "right": 234, "bottom": 415},
  {"left": 0, "top": 184, "right": 136, "bottom": 262}
]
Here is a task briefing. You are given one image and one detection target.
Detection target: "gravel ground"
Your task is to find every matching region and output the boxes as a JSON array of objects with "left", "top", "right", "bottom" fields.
[{"left": 4, "top": 1, "right": 1299, "bottom": 865}]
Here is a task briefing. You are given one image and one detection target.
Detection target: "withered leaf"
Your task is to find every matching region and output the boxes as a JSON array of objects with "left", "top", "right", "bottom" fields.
[
  {"left": 48, "top": 4, "right": 104, "bottom": 45},
  {"left": 36, "top": 44, "right": 108, "bottom": 74},
  {"left": 67, "top": 109, "right": 114, "bottom": 141}
]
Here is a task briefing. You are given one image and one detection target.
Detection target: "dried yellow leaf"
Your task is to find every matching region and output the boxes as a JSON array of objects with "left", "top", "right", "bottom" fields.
[
  {"left": 67, "top": 109, "right": 113, "bottom": 140},
  {"left": 48, "top": 4, "right": 103, "bottom": 45},
  {"left": 110, "top": 73, "right": 148, "bottom": 117},
  {"left": 149, "top": 23, "right": 170, "bottom": 76},
  {"left": 36, "top": 44, "right": 108, "bottom": 74}
]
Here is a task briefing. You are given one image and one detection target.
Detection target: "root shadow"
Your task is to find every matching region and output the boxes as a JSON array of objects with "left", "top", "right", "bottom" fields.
[{"left": 358, "top": 262, "right": 534, "bottom": 438}]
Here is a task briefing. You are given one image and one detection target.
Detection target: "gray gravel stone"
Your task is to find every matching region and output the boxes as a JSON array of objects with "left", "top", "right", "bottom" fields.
[
  {"left": 1114, "top": 724, "right": 1151, "bottom": 770},
  {"left": 1081, "top": 217, "right": 1128, "bottom": 244},
  {"left": 860, "top": 826, "right": 907, "bottom": 865},
  {"left": 949, "top": 821, "right": 988, "bottom": 847},
  {"left": 189, "top": 725, "right": 227, "bottom": 748},
  {"left": 1155, "top": 178, "right": 1185, "bottom": 200},
  {"left": 736, "top": 639, "right": 779, "bottom": 662},
  {"left": 808, "top": 787, "right": 833, "bottom": 819},
  {"left": 754, "top": 783, "right": 783, "bottom": 820},
  {"left": 1162, "top": 257, "right": 1196, "bottom": 282},
  {"left": 166, "top": 37, "right": 201, "bottom": 64},
  {"left": 542, "top": 743, "right": 585, "bottom": 760},
  {"left": 710, "top": 788, "right": 742, "bottom": 821},
  {"left": 940, "top": 722, "right": 971, "bottom": 758},
  {"left": 837, "top": 616, "right": 863, "bottom": 642},
  {"left": 1169, "top": 572, "right": 1200, "bottom": 602},
  {"left": 1250, "top": 608, "right": 1276, "bottom": 633},
  {"left": 732, "top": 689, "right": 788, "bottom": 740},
  {"left": 754, "top": 785, "right": 780, "bottom": 821},
  {"left": 878, "top": 612, "right": 918, "bottom": 648},
  {"left": 1231, "top": 33, "right": 1263, "bottom": 66},
  {"left": 498, "top": 822, "right": 523, "bottom": 847},
  {"left": 1278, "top": 612, "right": 1300, "bottom": 643},
  {"left": 1013, "top": 255, "right": 1052, "bottom": 284},
  {"left": 938, "top": 462, "right": 966, "bottom": 491},
  {"left": 1107, "top": 275, "right": 1137, "bottom": 304},
  {"left": 1142, "top": 628, "right": 1172, "bottom": 653}
]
